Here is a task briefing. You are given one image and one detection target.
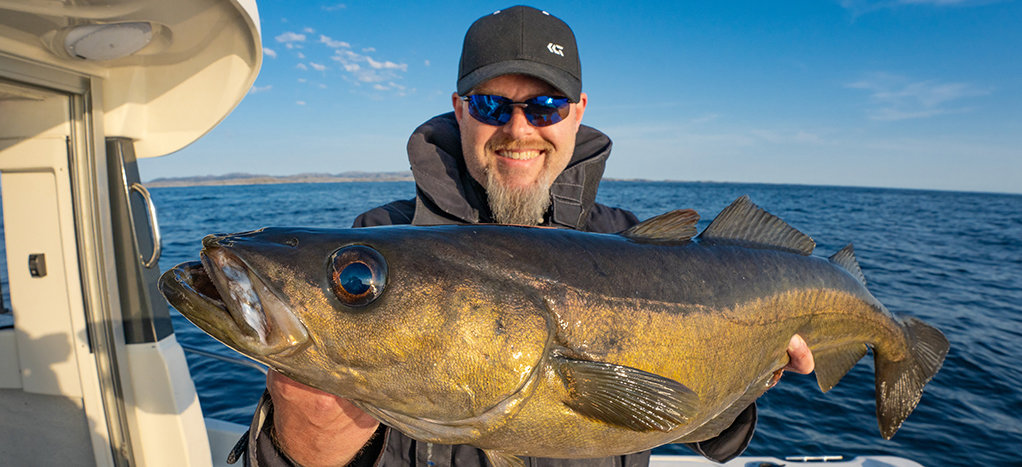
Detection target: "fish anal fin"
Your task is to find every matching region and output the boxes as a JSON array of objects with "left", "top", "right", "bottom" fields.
[
  {"left": 813, "top": 342, "right": 869, "bottom": 392},
  {"left": 698, "top": 195, "right": 815, "bottom": 255},
  {"left": 622, "top": 209, "right": 699, "bottom": 244},
  {"left": 484, "top": 450, "right": 525, "bottom": 467},
  {"left": 555, "top": 356, "right": 698, "bottom": 432},
  {"left": 829, "top": 243, "right": 867, "bottom": 286}
]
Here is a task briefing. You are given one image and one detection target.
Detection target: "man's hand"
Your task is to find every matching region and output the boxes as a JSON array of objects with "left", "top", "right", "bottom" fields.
[
  {"left": 267, "top": 370, "right": 380, "bottom": 467},
  {"left": 768, "top": 334, "right": 815, "bottom": 388}
]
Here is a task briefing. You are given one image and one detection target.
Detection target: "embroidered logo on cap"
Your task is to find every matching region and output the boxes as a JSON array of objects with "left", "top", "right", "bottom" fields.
[{"left": 547, "top": 43, "right": 564, "bottom": 56}]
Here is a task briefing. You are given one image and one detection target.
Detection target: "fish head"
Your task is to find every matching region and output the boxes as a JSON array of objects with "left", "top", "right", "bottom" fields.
[{"left": 159, "top": 225, "right": 552, "bottom": 424}]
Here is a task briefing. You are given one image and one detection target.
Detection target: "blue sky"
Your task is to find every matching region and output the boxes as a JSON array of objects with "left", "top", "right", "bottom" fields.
[{"left": 139, "top": 0, "right": 1022, "bottom": 194}]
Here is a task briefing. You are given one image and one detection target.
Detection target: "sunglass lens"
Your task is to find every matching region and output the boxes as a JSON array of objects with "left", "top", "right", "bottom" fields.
[
  {"left": 467, "top": 95, "right": 511, "bottom": 126},
  {"left": 524, "top": 96, "right": 570, "bottom": 127}
]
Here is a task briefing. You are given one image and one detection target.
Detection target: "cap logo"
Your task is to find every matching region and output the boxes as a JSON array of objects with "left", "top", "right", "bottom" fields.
[{"left": 546, "top": 43, "right": 564, "bottom": 56}]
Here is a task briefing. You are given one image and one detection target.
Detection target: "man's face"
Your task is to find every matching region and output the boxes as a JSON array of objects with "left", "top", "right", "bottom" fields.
[{"left": 453, "top": 74, "right": 588, "bottom": 192}]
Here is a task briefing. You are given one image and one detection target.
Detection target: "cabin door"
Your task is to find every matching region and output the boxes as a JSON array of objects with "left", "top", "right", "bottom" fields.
[{"left": 0, "top": 77, "right": 125, "bottom": 465}]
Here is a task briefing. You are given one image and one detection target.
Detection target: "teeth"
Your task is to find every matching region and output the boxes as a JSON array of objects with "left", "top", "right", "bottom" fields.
[{"left": 498, "top": 150, "right": 542, "bottom": 161}]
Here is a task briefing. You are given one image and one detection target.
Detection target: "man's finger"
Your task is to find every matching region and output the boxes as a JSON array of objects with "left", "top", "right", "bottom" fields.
[{"left": 783, "top": 334, "right": 815, "bottom": 374}]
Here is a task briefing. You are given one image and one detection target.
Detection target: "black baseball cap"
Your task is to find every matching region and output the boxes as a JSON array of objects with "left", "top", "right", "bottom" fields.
[{"left": 457, "top": 6, "right": 582, "bottom": 102}]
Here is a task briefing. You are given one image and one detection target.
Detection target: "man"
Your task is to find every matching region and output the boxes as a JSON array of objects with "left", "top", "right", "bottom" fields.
[{"left": 235, "top": 6, "right": 814, "bottom": 466}]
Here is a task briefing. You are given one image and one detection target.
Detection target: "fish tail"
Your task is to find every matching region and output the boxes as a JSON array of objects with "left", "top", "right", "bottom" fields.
[{"left": 873, "top": 317, "right": 949, "bottom": 439}]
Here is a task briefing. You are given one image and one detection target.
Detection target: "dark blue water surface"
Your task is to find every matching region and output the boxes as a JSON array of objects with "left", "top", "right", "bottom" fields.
[{"left": 147, "top": 181, "right": 1022, "bottom": 466}]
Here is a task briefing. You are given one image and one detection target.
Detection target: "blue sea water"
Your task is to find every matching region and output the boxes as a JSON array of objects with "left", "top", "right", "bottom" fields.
[{"left": 41, "top": 181, "right": 1022, "bottom": 465}]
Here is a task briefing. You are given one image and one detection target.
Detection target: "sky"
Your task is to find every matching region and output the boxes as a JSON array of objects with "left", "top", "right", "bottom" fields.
[{"left": 138, "top": 0, "right": 1022, "bottom": 195}]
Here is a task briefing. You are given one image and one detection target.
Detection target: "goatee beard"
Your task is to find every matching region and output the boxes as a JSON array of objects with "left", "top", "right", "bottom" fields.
[{"left": 485, "top": 169, "right": 554, "bottom": 225}]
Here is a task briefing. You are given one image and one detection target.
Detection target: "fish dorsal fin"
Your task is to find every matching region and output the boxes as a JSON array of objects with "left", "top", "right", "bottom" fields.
[
  {"left": 622, "top": 209, "right": 699, "bottom": 244},
  {"left": 829, "top": 243, "right": 867, "bottom": 286},
  {"left": 698, "top": 195, "right": 815, "bottom": 255},
  {"left": 554, "top": 356, "right": 698, "bottom": 432}
]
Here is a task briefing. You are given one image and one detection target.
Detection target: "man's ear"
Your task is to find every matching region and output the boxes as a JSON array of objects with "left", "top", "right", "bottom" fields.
[
  {"left": 452, "top": 92, "right": 464, "bottom": 123},
  {"left": 573, "top": 92, "right": 588, "bottom": 130}
]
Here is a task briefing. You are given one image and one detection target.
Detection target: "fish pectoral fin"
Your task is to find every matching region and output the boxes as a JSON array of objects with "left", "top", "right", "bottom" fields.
[
  {"left": 813, "top": 342, "right": 869, "bottom": 392},
  {"left": 484, "top": 450, "right": 525, "bottom": 467},
  {"left": 555, "top": 356, "right": 698, "bottom": 432}
]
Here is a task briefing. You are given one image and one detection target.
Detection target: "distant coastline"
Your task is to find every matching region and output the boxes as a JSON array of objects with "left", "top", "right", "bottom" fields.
[
  {"left": 144, "top": 171, "right": 415, "bottom": 188},
  {"left": 143, "top": 171, "right": 677, "bottom": 188}
]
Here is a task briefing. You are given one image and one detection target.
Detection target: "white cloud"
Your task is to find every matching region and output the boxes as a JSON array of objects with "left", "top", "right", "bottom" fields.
[
  {"left": 296, "top": 63, "right": 308, "bottom": 71},
  {"left": 303, "top": 27, "right": 315, "bottom": 34},
  {"left": 262, "top": 47, "right": 277, "bottom": 59},
  {"left": 366, "top": 57, "right": 407, "bottom": 71},
  {"left": 309, "top": 62, "right": 327, "bottom": 72},
  {"left": 275, "top": 32, "right": 306, "bottom": 43},
  {"left": 847, "top": 72, "right": 990, "bottom": 121},
  {"left": 839, "top": 0, "right": 994, "bottom": 15},
  {"left": 691, "top": 113, "right": 720, "bottom": 124},
  {"left": 749, "top": 129, "right": 824, "bottom": 144},
  {"left": 362, "top": 47, "right": 376, "bottom": 53},
  {"left": 330, "top": 48, "right": 409, "bottom": 84},
  {"left": 297, "top": 78, "right": 307, "bottom": 83},
  {"left": 424, "top": 60, "right": 431, "bottom": 67},
  {"left": 320, "top": 35, "right": 351, "bottom": 48},
  {"left": 248, "top": 85, "right": 272, "bottom": 94},
  {"left": 896, "top": 0, "right": 980, "bottom": 4},
  {"left": 323, "top": 3, "right": 346, "bottom": 11},
  {"left": 297, "top": 52, "right": 305, "bottom": 59},
  {"left": 296, "top": 101, "right": 306, "bottom": 106}
]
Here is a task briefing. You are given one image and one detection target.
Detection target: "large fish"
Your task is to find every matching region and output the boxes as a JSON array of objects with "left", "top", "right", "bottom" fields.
[{"left": 159, "top": 196, "right": 948, "bottom": 465}]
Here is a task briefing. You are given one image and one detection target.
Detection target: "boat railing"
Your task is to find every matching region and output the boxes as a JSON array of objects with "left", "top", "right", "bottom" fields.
[{"left": 179, "top": 343, "right": 267, "bottom": 375}]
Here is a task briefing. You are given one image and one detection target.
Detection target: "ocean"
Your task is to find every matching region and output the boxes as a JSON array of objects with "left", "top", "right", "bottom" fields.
[{"left": 8, "top": 181, "right": 1022, "bottom": 465}]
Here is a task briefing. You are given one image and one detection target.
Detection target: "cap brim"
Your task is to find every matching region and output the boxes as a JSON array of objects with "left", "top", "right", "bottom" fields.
[{"left": 458, "top": 60, "right": 581, "bottom": 102}]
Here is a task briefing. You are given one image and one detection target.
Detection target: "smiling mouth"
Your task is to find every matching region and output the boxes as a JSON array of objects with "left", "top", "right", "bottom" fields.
[{"left": 496, "top": 149, "right": 544, "bottom": 161}]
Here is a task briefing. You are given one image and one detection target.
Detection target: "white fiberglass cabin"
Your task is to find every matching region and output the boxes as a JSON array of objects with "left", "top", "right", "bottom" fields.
[
  {"left": 0, "top": 1, "right": 924, "bottom": 465},
  {"left": 0, "top": 0, "right": 260, "bottom": 465}
]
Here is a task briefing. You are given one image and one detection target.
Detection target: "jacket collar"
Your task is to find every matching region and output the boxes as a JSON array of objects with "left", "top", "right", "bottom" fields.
[{"left": 406, "top": 112, "right": 612, "bottom": 229}]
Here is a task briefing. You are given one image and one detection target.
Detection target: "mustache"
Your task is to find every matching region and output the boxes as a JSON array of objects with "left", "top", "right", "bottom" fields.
[{"left": 486, "top": 137, "right": 555, "bottom": 154}]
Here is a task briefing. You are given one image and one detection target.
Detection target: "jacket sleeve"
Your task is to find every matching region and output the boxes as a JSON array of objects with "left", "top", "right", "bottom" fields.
[{"left": 683, "top": 403, "right": 757, "bottom": 463}]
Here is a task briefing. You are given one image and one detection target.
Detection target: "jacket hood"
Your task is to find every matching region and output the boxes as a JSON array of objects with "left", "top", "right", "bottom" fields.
[{"left": 406, "top": 112, "right": 613, "bottom": 229}]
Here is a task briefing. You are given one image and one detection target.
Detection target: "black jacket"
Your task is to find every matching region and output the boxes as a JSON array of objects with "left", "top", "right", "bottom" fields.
[{"left": 236, "top": 114, "right": 755, "bottom": 466}]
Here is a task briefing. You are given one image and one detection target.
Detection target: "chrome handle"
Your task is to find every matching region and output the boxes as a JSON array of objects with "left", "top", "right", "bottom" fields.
[{"left": 129, "top": 182, "right": 161, "bottom": 268}]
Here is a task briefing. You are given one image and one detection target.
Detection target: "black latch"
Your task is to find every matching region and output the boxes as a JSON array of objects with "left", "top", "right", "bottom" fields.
[{"left": 29, "top": 254, "right": 46, "bottom": 278}]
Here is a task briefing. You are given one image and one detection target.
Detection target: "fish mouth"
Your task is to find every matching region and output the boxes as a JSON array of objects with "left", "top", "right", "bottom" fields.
[{"left": 160, "top": 248, "right": 309, "bottom": 358}]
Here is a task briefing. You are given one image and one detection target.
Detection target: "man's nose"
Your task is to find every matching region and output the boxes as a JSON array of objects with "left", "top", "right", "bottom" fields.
[{"left": 502, "top": 106, "right": 535, "bottom": 138}]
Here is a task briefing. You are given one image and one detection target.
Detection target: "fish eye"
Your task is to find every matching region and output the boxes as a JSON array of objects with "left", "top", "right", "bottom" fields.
[{"left": 328, "top": 245, "right": 386, "bottom": 307}]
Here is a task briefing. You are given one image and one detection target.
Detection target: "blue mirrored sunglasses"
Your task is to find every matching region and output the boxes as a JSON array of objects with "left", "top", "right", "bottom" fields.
[{"left": 461, "top": 94, "right": 571, "bottom": 127}]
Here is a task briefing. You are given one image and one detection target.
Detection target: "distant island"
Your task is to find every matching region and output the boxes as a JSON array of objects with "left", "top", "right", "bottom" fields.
[{"left": 145, "top": 171, "right": 415, "bottom": 187}]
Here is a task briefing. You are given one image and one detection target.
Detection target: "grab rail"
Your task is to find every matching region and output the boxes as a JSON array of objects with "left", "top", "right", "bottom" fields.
[{"left": 129, "top": 182, "right": 161, "bottom": 268}]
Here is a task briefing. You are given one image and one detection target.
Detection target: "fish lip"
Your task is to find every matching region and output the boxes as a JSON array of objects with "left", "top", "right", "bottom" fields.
[{"left": 164, "top": 247, "right": 310, "bottom": 358}]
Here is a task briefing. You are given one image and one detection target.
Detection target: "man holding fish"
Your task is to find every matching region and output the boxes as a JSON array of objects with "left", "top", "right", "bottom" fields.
[{"left": 238, "top": 6, "right": 815, "bottom": 466}]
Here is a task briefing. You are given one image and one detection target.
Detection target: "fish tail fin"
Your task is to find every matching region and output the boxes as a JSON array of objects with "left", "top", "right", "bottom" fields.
[{"left": 873, "top": 317, "right": 949, "bottom": 439}]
